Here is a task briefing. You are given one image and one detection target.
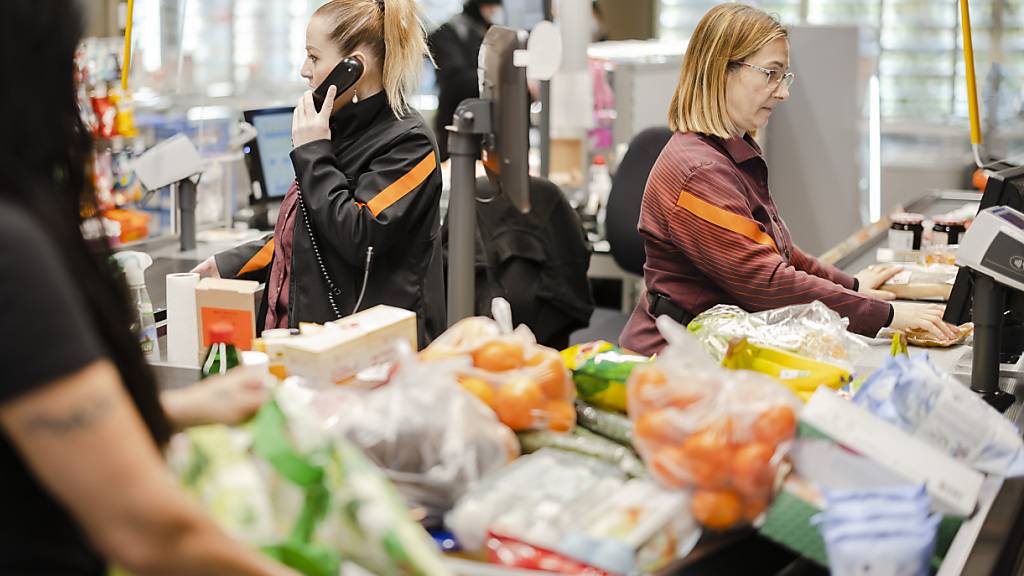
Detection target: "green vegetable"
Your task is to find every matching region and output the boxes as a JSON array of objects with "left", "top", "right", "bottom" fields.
[
  {"left": 517, "top": 429, "right": 648, "bottom": 478},
  {"left": 575, "top": 401, "right": 634, "bottom": 447}
]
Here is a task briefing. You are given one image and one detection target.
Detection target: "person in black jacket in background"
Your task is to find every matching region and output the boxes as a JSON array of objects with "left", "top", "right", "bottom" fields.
[
  {"left": 429, "top": 0, "right": 504, "bottom": 160},
  {"left": 195, "top": 0, "right": 446, "bottom": 346}
]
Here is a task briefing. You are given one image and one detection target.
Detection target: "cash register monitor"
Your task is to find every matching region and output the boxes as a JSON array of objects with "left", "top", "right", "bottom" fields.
[
  {"left": 945, "top": 162, "right": 1024, "bottom": 362},
  {"left": 477, "top": 25, "right": 530, "bottom": 213},
  {"left": 242, "top": 106, "right": 296, "bottom": 204}
]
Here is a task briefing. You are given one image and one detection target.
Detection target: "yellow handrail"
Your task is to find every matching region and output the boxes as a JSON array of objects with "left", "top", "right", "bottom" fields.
[
  {"left": 960, "top": 0, "right": 985, "bottom": 166},
  {"left": 121, "top": 0, "right": 135, "bottom": 92}
]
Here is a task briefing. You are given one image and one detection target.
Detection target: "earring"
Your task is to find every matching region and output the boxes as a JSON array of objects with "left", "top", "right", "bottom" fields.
[{"left": 352, "top": 92, "right": 359, "bottom": 104}]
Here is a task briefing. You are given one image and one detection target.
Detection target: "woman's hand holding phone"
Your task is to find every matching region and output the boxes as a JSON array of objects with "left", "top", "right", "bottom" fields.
[{"left": 292, "top": 84, "right": 336, "bottom": 149}]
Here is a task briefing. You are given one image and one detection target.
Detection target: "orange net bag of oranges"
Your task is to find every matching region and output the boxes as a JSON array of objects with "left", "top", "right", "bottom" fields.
[{"left": 628, "top": 316, "right": 802, "bottom": 531}]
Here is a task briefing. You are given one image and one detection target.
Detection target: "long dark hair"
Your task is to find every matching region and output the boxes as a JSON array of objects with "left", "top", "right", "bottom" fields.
[{"left": 0, "top": 1, "right": 170, "bottom": 444}]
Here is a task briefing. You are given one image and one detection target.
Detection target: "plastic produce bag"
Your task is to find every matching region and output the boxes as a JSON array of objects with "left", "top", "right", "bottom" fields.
[
  {"left": 562, "top": 341, "right": 651, "bottom": 413},
  {"left": 422, "top": 298, "right": 576, "bottom": 432},
  {"left": 722, "top": 338, "right": 852, "bottom": 402},
  {"left": 629, "top": 316, "right": 802, "bottom": 531},
  {"left": 687, "top": 301, "right": 864, "bottom": 368},
  {"left": 575, "top": 401, "right": 634, "bottom": 447},
  {"left": 853, "top": 354, "right": 1024, "bottom": 476},
  {"left": 446, "top": 449, "right": 699, "bottom": 575},
  {"left": 168, "top": 392, "right": 452, "bottom": 576},
  {"left": 281, "top": 348, "right": 520, "bottom": 527},
  {"left": 517, "top": 428, "right": 647, "bottom": 478}
]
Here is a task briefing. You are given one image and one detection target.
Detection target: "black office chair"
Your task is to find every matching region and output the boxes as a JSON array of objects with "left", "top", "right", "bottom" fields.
[
  {"left": 569, "top": 126, "right": 674, "bottom": 346},
  {"left": 606, "top": 126, "right": 675, "bottom": 275}
]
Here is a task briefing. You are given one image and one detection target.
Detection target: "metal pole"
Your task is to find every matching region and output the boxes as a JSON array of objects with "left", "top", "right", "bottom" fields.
[
  {"left": 540, "top": 80, "right": 551, "bottom": 178},
  {"left": 446, "top": 108, "right": 483, "bottom": 325},
  {"left": 177, "top": 178, "right": 197, "bottom": 252},
  {"left": 971, "top": 273, "right": 1014, "bottom": 412}
]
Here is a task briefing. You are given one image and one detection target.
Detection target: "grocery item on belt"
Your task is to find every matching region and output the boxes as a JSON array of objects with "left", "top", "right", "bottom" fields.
[
  {"left": 422, "top": 299, "right": 576, "bottom": 432},
  {"left": 688, "top": 301, "right": 863, "bottom": 369},
  {"left": 853, "top": 354, "right": 1024, "bottom": 476},
  {"left": 281, "top": 349, "right": 520, "bottom": 527},
  {"left": 630, "top": 316, "right": 802, "bottom": 531},
  {"left": 904, "top": 322, "right": 974, "bottom": 348},
  {"left": 812, "top": 485, "right": 940, "bottom": 576},
  {"left": 575, "top": 401, "right": 634, "bottom": 447},
  {"left": 168, "top": 392, "right": 453, "bottom": 576},
  {"left": 879, "top": 263, "right": 959, "bottom": 301},
  {"left": 722, "top": 338, "right": 852, "bottom": 402},
  {"left": 562, "top": 341, "right": 651, "bottom": 413},
  {"left": 517, "top": 427, "right": 647, "bottom": 478}
]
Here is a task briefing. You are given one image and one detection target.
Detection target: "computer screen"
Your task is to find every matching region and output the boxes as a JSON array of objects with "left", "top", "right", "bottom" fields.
[{"left": 242, "top": 107, "right": 295, "bottom": 201}]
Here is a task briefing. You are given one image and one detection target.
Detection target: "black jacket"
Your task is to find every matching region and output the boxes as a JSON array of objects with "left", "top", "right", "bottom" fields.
[
  {"left": 217, "top": 92, "right": 446, "bottom": 346},
  {"left": 444, "top": 176, "right": 595, "bottom": 349},
  {"left": 428, "top": 10, "right": 490, "bottom": 160}
]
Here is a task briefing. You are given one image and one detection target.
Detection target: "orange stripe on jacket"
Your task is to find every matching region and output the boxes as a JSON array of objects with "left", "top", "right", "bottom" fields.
[
  {"left": 237, "top": 239, "right": 274, "bottom": 276},
  {"left": 675, "top": 189, "right": 778, "bottom": 252},
  {"left": 366, "top": 153, "right": 437, "bottom": 217}
]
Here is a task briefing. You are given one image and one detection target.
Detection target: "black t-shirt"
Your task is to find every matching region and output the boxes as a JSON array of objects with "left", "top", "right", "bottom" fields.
[{"left": 0, "top": 202, "right": 111, "bottom": 575}]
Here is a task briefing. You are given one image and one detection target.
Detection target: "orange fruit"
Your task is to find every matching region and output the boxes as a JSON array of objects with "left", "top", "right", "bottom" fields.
[
  {"left": 545, "top": 399, "right": 576, "bottom": 432},
  {"left": 528, "top": 350, "right": 571, "bottom": 400},
  {"left": 459, "top": 376, "right": 496, "bottom": 409},
  {"left": 494, "top": 377, "right": 545, "bottom": 430},
  {"left": 629, "top": 365, "right": 669, "bottom": 409},
  {"left": 650, "top": 445, "right": 690, "bottom": 489},
  {"left": 731, "top": 442, "right": 774, "bottom": 496},
  {"left": 691, "top": 489, "right": 743, "bottom": 531},
  {"left": 472, "top": 340, "right": 526, "bottom": 372},
  {"left": 680, "top": 426, "right": 734, "bottom": 489},
  {"left": 752, "top": 406, "right": 797, "bottom": 448},
  {"left": 633, "top": 410, "right": 683, "bottom": 448}
]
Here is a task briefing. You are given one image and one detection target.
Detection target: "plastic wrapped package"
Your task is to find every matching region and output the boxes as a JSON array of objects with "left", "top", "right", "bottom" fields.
[
  {"left": 880, "top": 263, "right": 958, "bottom": 301},
  {"left": 422, "top": 299, "right": 577, "bottom": 432},
  {"left": 687, "top": 301, "right": 865, "bottom": 368},
  {"left": 575, "top": 401, "right": 634, "bottom": 447},
  {"left": 279, "top": 350, "right": 520, "bottom": 527},
  {"left": 446, "top": 449, "right": 700, "bottom": 575},
  {"left": 562, "top": 341, "right": 651, "bottom": 413},
  {"left": 168, "top": 393, "right": 452, "bottom": 576},
  {"left": 517, "top": 428, "right": 647, "bottom": 478},
  {"left": 629, "top": 316, "right": 802, "bottom": 531},
  {"left": 852, "top": 354, "right": 1024, "bottom": 476}
]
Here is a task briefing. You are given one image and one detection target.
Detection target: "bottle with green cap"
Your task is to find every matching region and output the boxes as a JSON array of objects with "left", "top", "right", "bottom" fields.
[{"left": 201, "top": 322, "right": 240, "bottom": 379}]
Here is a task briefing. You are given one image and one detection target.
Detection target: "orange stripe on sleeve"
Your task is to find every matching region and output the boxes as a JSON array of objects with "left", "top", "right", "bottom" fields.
[
  {"left": 366, "top": 153, "right": 437, "bottom": 217},
  {"left": 675, "top": 189, "right": 778, "bottom": 252},
  {"left": 237, "top": 238, "right": 274, "bottom": 277}
]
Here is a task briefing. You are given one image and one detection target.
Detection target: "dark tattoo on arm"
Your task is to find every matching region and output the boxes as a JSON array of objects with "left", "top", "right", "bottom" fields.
[{"left": 23, "top": 394, "right": 115, "bottom": 436}]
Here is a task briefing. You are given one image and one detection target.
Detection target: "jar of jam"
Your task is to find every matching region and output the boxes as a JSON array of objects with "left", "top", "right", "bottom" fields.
[
  {"left": 889, "top": 212, "right": 925, "bottom": 251},
  {"left": 932, "top": 216, "right": 967, "bottom": 246}
]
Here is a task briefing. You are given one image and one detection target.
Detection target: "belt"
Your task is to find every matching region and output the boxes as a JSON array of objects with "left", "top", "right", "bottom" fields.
[{"left": 647, "top": 292, "right": 695, "bottom": 326}]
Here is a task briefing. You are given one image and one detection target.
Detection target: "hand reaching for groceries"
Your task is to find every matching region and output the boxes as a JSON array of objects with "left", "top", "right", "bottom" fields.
[
  {"left": 889, "top": 302, "right": 959, "bottom": 341},
  {"left": 161, "top": 367, "right": 270, "bottom": 430},
  {"left": 191, "top": 256, "right": 220, "bottom": 279},
  {"left": 855, "top": 264, "right": 901, "bottom": 301}
]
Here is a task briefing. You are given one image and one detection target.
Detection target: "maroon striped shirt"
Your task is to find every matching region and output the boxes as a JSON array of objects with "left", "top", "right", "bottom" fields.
[{"left": 619, "top": 131, "right": 891, "bottom": 355}]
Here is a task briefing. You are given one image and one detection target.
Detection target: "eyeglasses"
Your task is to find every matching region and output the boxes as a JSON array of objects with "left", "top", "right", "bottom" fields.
[{"left": 734, "top": 61, "right": 795, "bottom": 90}]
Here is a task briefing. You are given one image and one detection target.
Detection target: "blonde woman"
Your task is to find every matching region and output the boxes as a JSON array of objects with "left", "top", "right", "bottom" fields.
[
  {"left": 620, "top": 3, "right": 957, "bottom": 355},
  {"left": 197, "top": 0, "right": 446, "bottom": 344}
]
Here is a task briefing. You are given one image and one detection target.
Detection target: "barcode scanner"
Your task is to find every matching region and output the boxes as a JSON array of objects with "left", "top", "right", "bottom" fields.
[{"left": 312, "top": 57, "right": 365, "bottom": 113}]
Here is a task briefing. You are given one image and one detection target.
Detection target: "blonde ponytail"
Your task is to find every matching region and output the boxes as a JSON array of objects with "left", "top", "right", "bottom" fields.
[{"left": 315, "top": 0, "right": 431, "bottom": 118}]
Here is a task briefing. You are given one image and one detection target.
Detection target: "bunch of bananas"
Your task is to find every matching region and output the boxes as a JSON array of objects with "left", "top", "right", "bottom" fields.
[{"left": 722, "top": 338, "right": 851, "bottom": 401}]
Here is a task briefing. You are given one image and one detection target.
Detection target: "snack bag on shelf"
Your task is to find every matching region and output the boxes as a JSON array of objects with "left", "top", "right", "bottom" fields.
[
  {"left": 281, "top": 346, "right": 520, "bottom": 526},
  {"left": 852, "top": 354, "right": 1024, "bottom": 476},
  {"left": 168, "top": 391, "right": 453, "bottom": 576},
  {"left": 629, "top": 316, "right": 802, "bottom": 531},
  {"left": 562, "top": 341, "right": 651, "bottom": 413},
  {"left": 422, "top": 299, "right": 576, "bottom": 432},
  {"left": 687, "top": 301, "right": 863, "bottom": 369},
  {"left": 722, "top": 338, "right": 852, "bottom": 402}
]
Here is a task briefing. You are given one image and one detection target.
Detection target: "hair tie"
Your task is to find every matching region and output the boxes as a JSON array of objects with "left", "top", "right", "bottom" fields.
[{"left": 376, "top": 0, "right": 385, "bottom": 12}]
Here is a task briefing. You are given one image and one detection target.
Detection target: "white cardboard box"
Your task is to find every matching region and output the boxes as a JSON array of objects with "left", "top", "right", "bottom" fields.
[
  {"left": 801, "top": 387, "right": 984, "bottom": 517},
  {"left": 276, "top": 306, "right": 417, "bottom": 385}
]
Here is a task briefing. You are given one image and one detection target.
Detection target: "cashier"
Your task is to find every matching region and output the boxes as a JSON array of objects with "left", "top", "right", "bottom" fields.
[
  {"left": 194, "top": 0, "right": 446, "bottom": 344},
  {"left": 620, "top": 3, "right": 958, "bottom": 355}
]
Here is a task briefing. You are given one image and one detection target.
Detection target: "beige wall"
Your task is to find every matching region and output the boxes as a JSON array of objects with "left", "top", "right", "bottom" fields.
[
  {"left": 596, "top": 0, "right": 656, "bottom": 40},
  {"left": 84, "top": 0, "right": 119, "bottom": 37}
]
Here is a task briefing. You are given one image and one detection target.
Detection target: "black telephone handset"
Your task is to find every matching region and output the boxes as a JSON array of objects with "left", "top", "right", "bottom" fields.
[{"left": 312, "top": 57, "right": 365, "bottom": 113}]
